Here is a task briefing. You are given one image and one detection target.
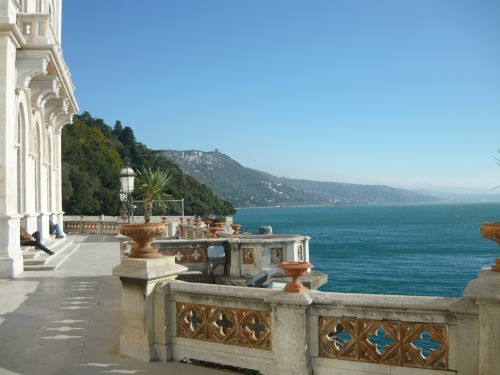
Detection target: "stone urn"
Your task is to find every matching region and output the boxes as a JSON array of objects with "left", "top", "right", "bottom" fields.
[
  {"left": 208, "top": 227, "right": 221, "bottom": 238},
  {"left": 120, "top": 223, "right": 166, "bottom": 258},
  {"left": 278, "top": 261, "right": 313, "bottom": 293},
  {"left": 480, "top": 222, "right": 500, "bottom": 272},
  {"left": 231, "top": 224, "right": 241, "bottom": 235}
]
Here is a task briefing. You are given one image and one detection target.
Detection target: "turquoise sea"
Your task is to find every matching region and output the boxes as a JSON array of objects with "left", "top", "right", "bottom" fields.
[{"left": 234, "top": 203, "right": 500, "bottom": 297}]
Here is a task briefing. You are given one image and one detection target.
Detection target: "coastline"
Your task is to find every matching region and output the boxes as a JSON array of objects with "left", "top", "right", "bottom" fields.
[{"left": 235, "top": 200, "right": 500, "bottom": 211}]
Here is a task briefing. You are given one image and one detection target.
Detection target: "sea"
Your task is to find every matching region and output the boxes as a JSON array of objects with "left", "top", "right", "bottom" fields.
[{"left": 234, "top": 202, "right": 500, "bottom": 297}]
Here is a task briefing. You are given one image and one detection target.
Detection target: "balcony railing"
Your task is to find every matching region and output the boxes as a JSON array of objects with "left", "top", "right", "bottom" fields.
[{"left": 17, "top": 13, "right": 56, "bottom": 46}]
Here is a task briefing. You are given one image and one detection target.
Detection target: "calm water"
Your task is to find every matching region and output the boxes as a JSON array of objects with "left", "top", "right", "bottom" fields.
[{"left": 235, "top": 203, "right": 500, "bottom": 297}]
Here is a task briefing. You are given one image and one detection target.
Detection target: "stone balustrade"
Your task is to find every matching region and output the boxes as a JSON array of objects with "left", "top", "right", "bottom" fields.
[
  {"left": 64, "top": 216, "right": 185, "bottom": 237},
  {"left": 113, "top": 258, "right": 500, "bottom": 375},
  {"left": 64, "top": 219, "right": 120, "bottom": 236},
  {"left": 17, "top": 13, "right": 56, "bottom": 46}
]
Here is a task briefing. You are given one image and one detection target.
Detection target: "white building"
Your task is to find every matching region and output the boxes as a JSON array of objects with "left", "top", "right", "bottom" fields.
[{"left": 0, "top": 0, "right": 77, "bottom": 278}]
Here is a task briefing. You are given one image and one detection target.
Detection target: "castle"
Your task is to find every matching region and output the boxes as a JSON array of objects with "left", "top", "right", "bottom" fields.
[{"left": 0, "top": 0, "right": 77, "bottom": 278}]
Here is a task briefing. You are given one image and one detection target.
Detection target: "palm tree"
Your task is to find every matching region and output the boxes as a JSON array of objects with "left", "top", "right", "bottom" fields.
[{"left": 134, "top": 167, "right": 172, "bottom": 224}]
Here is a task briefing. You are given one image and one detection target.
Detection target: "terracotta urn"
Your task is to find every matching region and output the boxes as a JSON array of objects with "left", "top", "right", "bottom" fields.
[
  {"left": 480, "top": 222, "right": 500, "bottom": 272},
  {"left": 208, "top": 227, "right": 221, "bottom": 238},
  {"left": 161, "top": 216, "right": 168, "bottom": 224},
  {"left": 216, "top": 222, "right": 224, "bottom": 230},
  {"left": 120, "top": 223, "right": 166, "bottom": 258},
  {"left": 187, "top": 218, "right": 192, "bottom": 225},
  {"left": 231, "top": 224, "right": 241, "bottom": 235},
  {"left": 278, "top": 261, "right": 314, "bottom": 293},
  {"left": 204, "top": 220, "right": 212, "bottom": 228}
]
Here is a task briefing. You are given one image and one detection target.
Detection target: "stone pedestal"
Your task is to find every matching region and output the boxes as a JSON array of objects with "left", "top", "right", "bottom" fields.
[
  {"left": 37, "top": 212, "right": 50, "bottom": 240},
  {"left": 464, "top": 268, "right": 500, "bottom": 375},
  {"left": 265, "top": 292, "right": 313, "bottom": 375},
  {"left": 112, "top": 256, "right": 187, "bottom": 361},
  {"left": 0, "top": 215, "right": 23, "bottom": 278}
]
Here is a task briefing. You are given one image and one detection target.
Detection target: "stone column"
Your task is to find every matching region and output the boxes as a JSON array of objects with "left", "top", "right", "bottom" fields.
[
  {"left": 0, "top": 32, "right": 23, "bottom": 278},
  {"left": 112, "top": 256, "right": 187, "bottom": 362},
  {"left": 265, "top": 292, "right": 313, "bottom": 375},
  {"left": 464, "top": 268, "right": 500, "bottom": 375},
  {"left": 53, "top": 130, "right": 64, "bottom": 227}
]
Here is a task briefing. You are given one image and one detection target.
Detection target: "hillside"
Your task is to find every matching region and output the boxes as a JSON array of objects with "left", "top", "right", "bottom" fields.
[
  {"left": 61, "top": 113, "right": 235, "bottom": 216},
  {"left": 157, "top": 150, "right": 438, "bottom": 207}
]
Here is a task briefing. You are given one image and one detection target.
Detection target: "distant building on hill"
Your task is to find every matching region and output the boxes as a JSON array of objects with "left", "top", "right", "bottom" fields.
[{"left": 0, "top": 0, "right": 78, "bottom": 277}]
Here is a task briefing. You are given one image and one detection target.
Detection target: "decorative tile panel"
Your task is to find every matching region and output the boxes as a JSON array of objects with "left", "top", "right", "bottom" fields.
[
  {"left": 271, "top": 247, "right": 283, "bottom": 264},
  {"left": 177, "top": 302, "right": 271, "bottom": 350},
  {"left": 163, "top": 247, "right": 207, "bottom": 263},
  {"left": 242, "top": 248, "right": 254, "bottom": 264},
  {"left": 319, "top": 317, "right": 448, "bottom": 370},
  {"left": 297, "top": 245, "right": 304, "bottom": 262},
  {"left": 238, "top": 309, "right": 272, "bottom": 349}
]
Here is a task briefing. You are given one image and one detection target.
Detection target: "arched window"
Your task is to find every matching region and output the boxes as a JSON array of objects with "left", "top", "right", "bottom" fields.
[
  {"left": 34, "top": 122, "right": 41, "bottom": 212},
  {"left": 46, "top": 130, "right": 53, "bottom": 211},
  {"left": 16, "top": 104, "right": 25, "bottom": 214}
]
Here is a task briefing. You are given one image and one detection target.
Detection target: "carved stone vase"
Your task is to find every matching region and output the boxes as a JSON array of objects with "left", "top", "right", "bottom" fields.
[
  {"left": 278, "top": 261, "right": 313, "bottom": 293},
  {"left": 120, "top": 223, "right": 166, "bottom": 258},
  {"left": 208, "top": 227, "right": 221, "bottom": 238},
  {"left": 231, "top": 224, "right": 241, "bottom": 235},
  {"left": 480, "top": 222, "right": 500, "bottom": 272}
]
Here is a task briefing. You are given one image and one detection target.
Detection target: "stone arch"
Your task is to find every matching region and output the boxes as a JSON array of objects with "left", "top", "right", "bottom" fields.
[
  {"left": 32, "top": 114, "right": 43, "bottom": 213},
  {"left": 46, "top": 127, "right": 54, "bottom": 211},
  {"left": 15, "top": 91, "right": 31, "bottom": 214}
]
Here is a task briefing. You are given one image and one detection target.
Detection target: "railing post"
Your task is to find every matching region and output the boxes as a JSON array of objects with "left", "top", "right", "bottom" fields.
[
  {"left": 99, "top": 215, "right": 103, "bottom": 236},
  {"left": 112, "top": 257, "right": 187, "bottom": 362},
  {"left": 265, "top": 292, "right": 313, "bottom": 375},
  {"left": 464, "top": 268, "right": 500, "bottom": 375}
]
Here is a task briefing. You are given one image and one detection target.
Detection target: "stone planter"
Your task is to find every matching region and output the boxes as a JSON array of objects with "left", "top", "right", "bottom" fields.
[
  {"left": 278, "top": 261, "right": 313, "bottom": 293},
  {"left": 231, "top": 224, "right": 241, "bottom": 235},
  {"left": 480, "top": 222, "right": 500, "bottom": 272},
  {"left": 120, "top": 223, "right": 166, "bottom": 258},
  {"left": 208, "top": 227, "right": 221, "bottom": 238}
]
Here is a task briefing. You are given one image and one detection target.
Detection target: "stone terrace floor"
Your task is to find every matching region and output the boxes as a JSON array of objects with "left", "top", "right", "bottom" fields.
[{"left": 0, "top": 235, "right": 240, "bottom": 375}]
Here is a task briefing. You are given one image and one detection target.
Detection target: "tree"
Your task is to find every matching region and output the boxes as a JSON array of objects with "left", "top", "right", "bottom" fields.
[{"left": 61, "top": 112, "right": 235, "bottom": 216}]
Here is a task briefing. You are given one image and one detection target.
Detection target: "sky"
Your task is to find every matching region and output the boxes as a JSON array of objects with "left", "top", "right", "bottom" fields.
[{"left": 61, "top": 0, "right": 500, "bottom": 191}]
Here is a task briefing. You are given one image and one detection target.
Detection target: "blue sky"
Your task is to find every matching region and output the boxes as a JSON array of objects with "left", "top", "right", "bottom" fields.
[{"left": 62, "top": 0, "right": 500, "bottom": 191}]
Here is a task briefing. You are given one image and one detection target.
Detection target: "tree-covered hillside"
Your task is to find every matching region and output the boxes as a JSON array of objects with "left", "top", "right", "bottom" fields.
[{"left": 61, "top": 112, "right": 235, "bottom": 216}]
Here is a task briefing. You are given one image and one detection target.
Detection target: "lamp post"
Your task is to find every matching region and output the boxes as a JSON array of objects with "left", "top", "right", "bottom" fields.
[{"left": 120, "top": 164, "right": 136, "bottom": 224}]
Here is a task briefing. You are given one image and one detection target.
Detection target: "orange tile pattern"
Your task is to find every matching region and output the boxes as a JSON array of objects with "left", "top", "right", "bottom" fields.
[
  {"left": 177, "top": 302, "right": 271, "bottom": 350},
  {"left": 319, "top": 317, "right": 448, "bottom": 370}
]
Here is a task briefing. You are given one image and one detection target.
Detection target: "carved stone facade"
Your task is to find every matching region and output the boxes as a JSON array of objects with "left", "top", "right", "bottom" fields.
[
  {"left": 0, "top": 0, "right": 78, "bottom": 277},
  {"left": 177, "top": 302, "right": 272, "bottom": 350},
  {"left": 319, "top": 316, "right": 448, "bottom": 370}
]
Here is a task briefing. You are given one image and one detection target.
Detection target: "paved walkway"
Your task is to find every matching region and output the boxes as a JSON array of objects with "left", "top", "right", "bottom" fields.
[{"left": 0, "top": 235, "right": 240, "bottom": 375}]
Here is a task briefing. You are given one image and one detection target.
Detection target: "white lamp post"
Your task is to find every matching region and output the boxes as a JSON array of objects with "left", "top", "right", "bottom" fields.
[{"left": 120, "top": 165, "right": 136, "bottom": 223}]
